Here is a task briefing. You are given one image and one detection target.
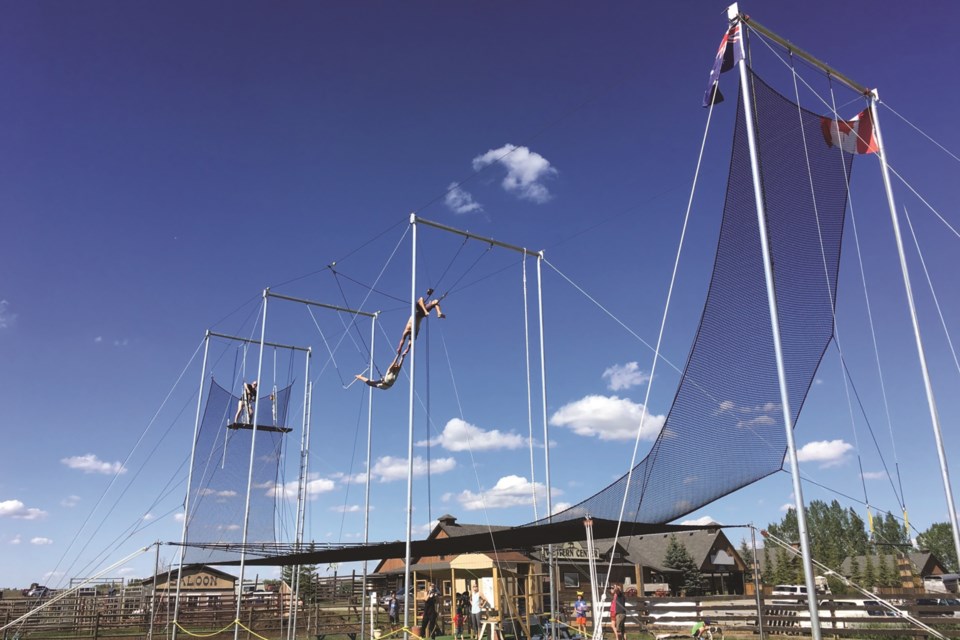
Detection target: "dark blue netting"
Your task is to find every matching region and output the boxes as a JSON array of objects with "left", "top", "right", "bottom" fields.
[
  {"left": 183, "top": 379, "right": 293, "bottom": 563},
  {"left": 549, "top": 70, "right": 854, "bottom": 524}
]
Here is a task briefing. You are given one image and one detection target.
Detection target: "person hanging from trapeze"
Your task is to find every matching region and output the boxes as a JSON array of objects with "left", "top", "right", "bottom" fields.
[
  {"left": 355, "top": 353, "right": 406, "bottom": 390},
  {"left": 396, "top": 288, "right": 446, "bottom": 357},
  {"left": 234, "top": 380, "right": 258, "bottom": 423}
]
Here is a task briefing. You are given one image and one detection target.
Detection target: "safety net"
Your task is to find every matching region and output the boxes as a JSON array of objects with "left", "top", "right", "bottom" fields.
[
  {"left": 182, "top": 379, "right": 294, "bottom": 564},
  {"left": 549, "top": 69, "right": 855, "bottom": 524}
]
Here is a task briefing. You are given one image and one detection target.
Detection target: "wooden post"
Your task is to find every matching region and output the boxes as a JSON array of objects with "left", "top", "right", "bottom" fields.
[{"left": 93, "top": 612, "right": 101, "bottom": 640}]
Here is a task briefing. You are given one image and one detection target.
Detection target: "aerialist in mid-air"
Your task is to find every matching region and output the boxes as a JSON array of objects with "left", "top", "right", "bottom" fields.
[
  {"left": 356, "top": 353, "right": 406, "bottom": 390},
  {"left": 396, "top": 288, "right": 446, "bottom": 357},
  {"left": 355, "top": 289, "right": 448, "bottom": 391}
]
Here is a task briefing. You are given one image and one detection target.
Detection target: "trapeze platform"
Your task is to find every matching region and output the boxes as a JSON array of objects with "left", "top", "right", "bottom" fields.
[{"left": 227, "top": 422, "right": 292, "bottom": 433}]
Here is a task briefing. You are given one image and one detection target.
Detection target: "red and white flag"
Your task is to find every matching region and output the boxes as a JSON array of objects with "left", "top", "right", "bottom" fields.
[{"left": 820, "top": 109, "right": 878, "bottom": 154}]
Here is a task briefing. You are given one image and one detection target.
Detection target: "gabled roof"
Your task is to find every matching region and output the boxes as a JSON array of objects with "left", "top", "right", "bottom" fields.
[
  {"left": 429, "top": 514, "right": 511, "bottom": 539},
  {"left": 605, "top": 528, "right": 736, "bottom": 572}
]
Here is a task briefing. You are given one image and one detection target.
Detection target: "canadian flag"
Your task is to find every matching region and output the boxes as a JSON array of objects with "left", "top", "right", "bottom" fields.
[{"left": 820, "top": 109, "right": 878, "bottom": 154}]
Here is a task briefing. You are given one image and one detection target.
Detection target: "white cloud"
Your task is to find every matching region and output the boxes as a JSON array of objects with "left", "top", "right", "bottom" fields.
[
  {"left": 61, "top": 454, "right": 126, "bottom": 475},
  {"left": 417, "top": 519, "right": 440, "bottom": 535},
  {"left": 10, "top": 534, "right": 21, "bottom": 545},
  {"left": 370, "top": 455, "right": 456, "bottom": 483},
  {"left": 444, "top": 183, "right": 483, "bottom": 214},
  {"left": 94, "top": 336, "right": 103, "bottom": 343},
  {"left": 420, "top": 418, "right": 526, "bottom": 452},
  {"left": 266, "top": 477, "right": 336, "bottom": 500},
  {"left": 0, "top": 499, "right": 47, "bottom": 520},
  {"left": 142, "top": 513, "right": 155, "bottom": 522},
  {"left": 551, "top": 502, "right": 572, "bottom": 515},
  {"left": 680, "top": 516, "right": 720, "bottom": 526},
  {"left": 796, "top": 439, "right": 854, "bottom": 468},
  {"left": 780, "top": 503, "right": 795, "bottom": 512},
  {"left": 31, "top": 537, "right": 53, "bottom": 545},
  {"left": 472, "top": 144, "right": 557, "bottom": 203},
  {"left": 198, "top": 489, "right": 238, "bottom": 498},
  {"left": 0, "top": 300, "right": 17, "bottom": 329},
  {"left": 43, "top": 571, "right": 64, "bottom": 580},
  {"left": 113, "top": 338, "right": 129, "bottom": 347},
  {"left": 173, "top": 512, "right": 185, "bottom": 522},
  {"left": 861, "top": 471, "right": 887, "bottom": 480},
  {"left": 118, "top": 567, "right": 135, "bottom": 575},
  {"left": 61, "top": 495, "right": 81, "bottom": 508},
  {"left": 456, "top": 475, "right": 559, "bottom": 511},
  {"left": 602, "top": 362, "right": 650, "bottom": 391},
  {"left": 330, "top": 505, "right": 370, "bottom": 513},
  {"left": 549, "top": 395, "right": 665, "bottom": 441}
]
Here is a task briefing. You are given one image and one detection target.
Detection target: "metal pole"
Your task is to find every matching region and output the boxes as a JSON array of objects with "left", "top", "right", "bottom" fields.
[
  {"left": 729, "top": 5, "right": 822, "bottom": 638},
  {"left": 171, "top": 333, "right": 210, "bottom": 640},
  {"left": 523, "top": 257, "right": 538, "bottom": 521},
  {"left": 148, "top": 541, "right": 160, "bottom": 640},
  {"left": 290, "top": 350, "right": 313, "bottom": 640},
  {"left": 750, "top": 526, "right": 764, "bottom": 640},
  {"left": 414, "top": 216, "right": 540, "bottom": 257},
  {"left": 536, "top": 253, "right": 557, "bottom": 638},
  {"left": 404, "top": 214, "right": 418, "bottom": 638},
  {"left": 234, "top": 290, "right": 270, "bottom": 640},
  {"left": 362, "top": 314, "right": 377, "bottom": 640},
  {"left": 869, "top": 94, "right": 960, "bottom": 564},
  {"left": 584, "top": 519, "right": 600, "bottom": 640}
]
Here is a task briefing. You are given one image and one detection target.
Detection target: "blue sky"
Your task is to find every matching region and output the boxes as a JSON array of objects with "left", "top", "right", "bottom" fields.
[{"left": 3, "top": 1, "right": 960, "bottom": 588}]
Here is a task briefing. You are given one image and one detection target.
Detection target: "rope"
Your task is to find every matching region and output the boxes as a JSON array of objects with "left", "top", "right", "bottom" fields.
[
  {"left": 174, "top": 620, "right": 240, "bottom": 638},
  {"left": 879, "top": 100, "right": 960, "bottom": 164},
  {"left": 903, "top": 207, "right": 960, "bottom": 403},
  {"left": 439, "top": 242, "right": 494, "bottom": 300},
  {"left": 522, "top": 257, "right": 538, "bottom": 521},
  {"left": 599, "top": 77, "right": 717, "bottom": 601},
  {"left": 829, "top": 94, "right": 906, "bottom": 512},
  {"left": 789, "top": 57, "right": 873, "bottom": 521}
]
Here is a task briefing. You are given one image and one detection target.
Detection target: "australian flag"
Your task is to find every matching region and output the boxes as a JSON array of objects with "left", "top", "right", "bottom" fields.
[{"left": 702, "top": 22, "right": 743, "bottom": 107}]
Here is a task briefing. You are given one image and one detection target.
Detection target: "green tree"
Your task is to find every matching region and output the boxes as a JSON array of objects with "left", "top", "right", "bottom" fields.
[
  {"left": 876, "top": 555, "right": 896, "bottom": 588},
  {"left": 664, "top": 535, "right": 705, "bottom": 596},
  {"left": 739, "top": 539, "right": 756, "bottom": 584},
  {"left": 282, "top": 565, "right": 319, "bottom": 603},
  {"left": 863, "top": 555, "right": 876, "bottom": 590},
  {"left": 848, "top": 558, "right": 863, "bottom": 594},
  {"left": 917, "top": 522, "right": 959, "bottom": 573},
  {"left": 872, "top": 512, "right": 910, "bottom": 552},
  {"left": 766, "top": 500, "right": 869, "bottom": 571}
]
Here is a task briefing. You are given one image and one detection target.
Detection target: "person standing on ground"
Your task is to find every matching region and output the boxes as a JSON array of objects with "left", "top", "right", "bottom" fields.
[
  {"left": 470, "top": 583, "right": 489, "bottom": 639},
  {"left": 573, "top": 591, "right": 589, "bottom": 637},
  {"left": 609, "top": 585, "right": 626, "bottom": 640}
]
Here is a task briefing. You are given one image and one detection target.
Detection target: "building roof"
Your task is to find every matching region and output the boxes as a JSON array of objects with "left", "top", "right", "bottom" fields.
[
  {"left": 135, "top": 565, "right": 238, "bottom": 587},
  {"left": 429, "top": 514, "right": 511, "bottom": 539},
  {"left": 606, "top": 528, "right": 740, "bottom": 573}
]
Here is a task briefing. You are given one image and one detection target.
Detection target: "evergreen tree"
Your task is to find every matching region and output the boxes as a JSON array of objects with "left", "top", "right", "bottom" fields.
[
  {"left": 863, "top": 555, "right": 877, "bottom": 590},
  {"left": 664, "top": 535, "right": 705, "bottom": 596},
  {"left": 918, "top": 522, "right": 959, "bottom": 572},
  {"left": 763, "top": 546, "right": 772, "bottom": 586},
  {"left": 872, "top": 512, "right": 910, "bottom": 553},
  {"left": 849, "top": 557, "right": 863, "bottom": 588},
  {"left": 282, "top": 565, "right": 319, "bottom": 603},
  {"left": 739, "top": 539, "right": 756, "bottom": 583},
  {"left": 876, "top": 554, "right": 895, "bottom": 588}
]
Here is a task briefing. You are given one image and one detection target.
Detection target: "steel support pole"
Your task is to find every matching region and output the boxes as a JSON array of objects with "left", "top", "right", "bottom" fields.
[
  {"left": 751, "top": 526, "right": 765, "bottom": 640},
  {"left": 404, "top": 214, "right": 418, "bottom": 638},
  {"left": 523, "top": 257, "right": 538, "bottom": 521},
  {"left": 584, "top": 519, "right": 601, "bottom": 640},
  {"left": 172, "top": 333, "right": 210, "bottom": 640},
  {"left": 730, "top": 5, "right": 822, "bottom": 638},
  {"left": 869, "top": 95, "right": 960, "bottom": 563},
  {"left": 536, "top": 253, "right": 557, "bottom": 638},
  {"left": 148, "top": 541, "right": 160, "bottom": 640},
  {"left": 362, "top": 314, "right": 377, "bottom": 640},
  {"left": 234, "top": 290, "right": 270, "bottom": 640},
  {"left": 290, "top": 351, "right": 313, "bottom": 640}
]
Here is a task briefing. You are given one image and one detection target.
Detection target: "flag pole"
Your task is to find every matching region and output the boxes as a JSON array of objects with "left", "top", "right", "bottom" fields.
[{"left": 726, "top": 4, "right": 822, "bottom": 639}]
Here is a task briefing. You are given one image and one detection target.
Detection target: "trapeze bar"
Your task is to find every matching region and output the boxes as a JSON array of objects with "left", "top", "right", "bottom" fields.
[
  {"left": 414, "top": 216, "right": 542, "bottom": 257},
  {"left": 266, "top": 291, "right": 378, "bottom": 318},
  {"left": 227, "top": 422, "right": 293, "bottom": 433},
  {"left": 739, "top": 14, "right": 869, "bottom": 96},
  {"left": 207, "top": 331, "right": 311, "bottom": 353}
]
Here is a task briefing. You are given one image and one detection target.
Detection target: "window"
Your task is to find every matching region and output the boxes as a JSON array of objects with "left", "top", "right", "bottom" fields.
[
  {"left": 443, "top": 581, "right": 451, "bottom": 596},
  {"left": 563, "top": 573, "right": 580, "bottom": 588}
]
